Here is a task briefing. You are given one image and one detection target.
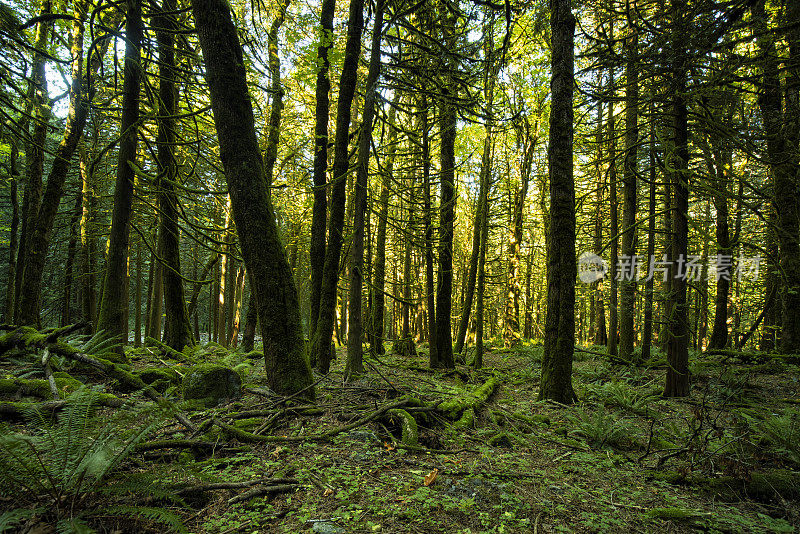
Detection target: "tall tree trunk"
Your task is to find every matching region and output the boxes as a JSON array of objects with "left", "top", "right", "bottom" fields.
[
  {"left": 191, "top": 0, "right": 314, "bottom": 398},
  {"left": 3, "top": 139, "right": 19, "bottom": 322},
  {"left": 433, "top": 0, "right": 459, "bottom": 369},
  {"left": 370, "top": 105, "right": 397, "bottom": 355},
  {"left": 607, "top": 67, "right": 619, "bottom": 356},
  {"left": 241, "top": 278, "right": 258, "bottom": 352},
  {"left": 79, "top": 144, "right": 97, "bottom": 332},
  {"left": 592, "top": 98, "right": 608, "bottom": 345},
  {"left": 309, "top": 0, "right": 336, "bottom": 341},
  {"left": 134, "top": 241, "right": 142, "bottom": 347},
  {"left": 157, "top": 0, "right": 194, "bottom": 350},
  {"left": 619, "top": 23, "right": 639, "bottom": 362},
  {"left": 664, "top": 0, "right": 690, "bottom": 397},
  {"left": 312, "top": 0, "right": 365, "bottom": 373},
  {"left": 61, "top": 190, "right": 83, "bottom": 326},
  {"left": 346, "top": 0, "right": 385, "bottom": 378},
  {"left": 96, "top": 0, "right": 143, "bottom": 345},
  {"left": 15, "top": 0, "right": 52, "bottom": 323},
  {"left": 421, "top": 100, "right": 437, "bottom": 362},
  {"left": 263, "top": 0, "right": 290, "bottom": 198},
  {"left": 642, "top": 120, "right": 657, "bottom": 360},
  {"left": 707, "top": 151, "right": 731, "bottom": 350},
  {"left": 505, "top": 114, "right": 535, "bottom": 348},
  {"left": 539, "top": 0, "right": 576, "bottom": 403},
  {"left": 21, "top": 1, "right": 92, "bottom": 326},
  {"left": 229, "top": 266, "right": 245, "bottom": 347}
]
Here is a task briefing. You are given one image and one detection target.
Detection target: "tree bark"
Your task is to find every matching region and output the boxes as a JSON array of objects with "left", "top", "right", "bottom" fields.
[
  {"left": 96, "top": 0, "right": 143, "bottom": 345},
  {"left": 619, "top": 24, "right": 639, "bottom": 363},
  {"left": 191, "top": 0, "right": 314, "bottom": 397},
  {"left": 156, "top": 0, "right": 194, "bottom": 350},
  {"left": 539, "top": 0, "right": 576, "bottom": 403},
  {"left": 346, "top": 0, "right": 385, "bottom": 379},
  {"left": 309, "top": 0, "right": 336, "bottom": 341},
  {"left": 664, "top": 0, "right": 690, "bottom": 397},
  {"left": 312, "top": 0, "right": 365, "bottom": 373}
]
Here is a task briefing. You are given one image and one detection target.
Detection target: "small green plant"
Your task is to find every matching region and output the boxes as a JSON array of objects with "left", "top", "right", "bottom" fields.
[
  {"left": 566, "top": 406, "right": 629, "bottom": 448},
  {"left": 758, "top": 408, "right": 800, "bottom": 465},
  {"left": 0, "top": 387, "right": 186, "bottom": 533},
  {"left": 586, "top": 381, "right": 657, "bottom": 416}
]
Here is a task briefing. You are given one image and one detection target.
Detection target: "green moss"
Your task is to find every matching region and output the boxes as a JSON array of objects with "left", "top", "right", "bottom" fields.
[
  {"left": 388, "top": 409, "right": 419, "bottom": 447},
  {"left": 646, "top": 507, "right": 704, "bottom": 520},
  {"left": 182, "top": 363, "right": 242, "bottom": 407}
]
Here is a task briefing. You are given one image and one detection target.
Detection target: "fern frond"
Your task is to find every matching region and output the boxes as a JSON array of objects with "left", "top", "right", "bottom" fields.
[
  {"left": 56, "top": 516, "right": 95, "bottom": 534},
  {"left": 100, "top": 506, "right": 188, "bottom": 533},
  {"left": 0, "top": 506, "right": 43, "bottom": 533}
]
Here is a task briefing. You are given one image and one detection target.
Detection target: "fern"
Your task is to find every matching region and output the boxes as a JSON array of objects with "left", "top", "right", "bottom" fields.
[
  {"left": 101, "top": 506, "right": 188, "bottom": 533},
  {"left": 566, "top": 406, "right": 629, "bottom": 448},
  {"left": 0, "top": 507, "right": 43, "bottom": 533},
  {"left": 759, "top": 408, "right": 800, "bottom": 465},
  {"left": 0, "top": 387, "right": 171, "bottom": 527}
]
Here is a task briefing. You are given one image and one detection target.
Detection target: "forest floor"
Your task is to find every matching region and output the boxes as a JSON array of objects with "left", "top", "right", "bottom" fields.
[{"left": 2, "top": 333, "right": 800, "bottom": 533}]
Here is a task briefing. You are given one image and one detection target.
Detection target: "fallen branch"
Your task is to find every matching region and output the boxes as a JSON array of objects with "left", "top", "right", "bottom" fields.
[
  {"left": 215, "top": 397, "right": 413, "bottom": 443},
  {"left": 227, "top": 484, "right": 299, "bottom": 504}
]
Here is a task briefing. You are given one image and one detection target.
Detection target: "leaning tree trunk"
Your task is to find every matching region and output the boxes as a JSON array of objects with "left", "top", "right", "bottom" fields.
[
  {"left": 157, "top": 0, "right": 194, "bottom": 350},
  {"left": 96, "top": 0, "right": 143, "bottom": 345},
  {"left": 539, "top": 0, "right": 577, "bottom": 403},
  {"left": 191, "top": 0, "right": 314, "bottom": 398},
  {"left": 346, "top": 0, "right": 385, "bottom": 379}
]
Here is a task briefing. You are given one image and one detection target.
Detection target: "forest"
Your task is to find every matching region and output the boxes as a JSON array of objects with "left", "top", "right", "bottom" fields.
[{"left": 0, "top": 0, "right": 799, "bottom": 531}]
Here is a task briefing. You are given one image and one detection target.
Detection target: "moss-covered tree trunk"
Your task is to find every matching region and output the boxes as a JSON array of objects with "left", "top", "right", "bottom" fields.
[
  {"left": 311, "top": 0, "right": 365, "bottom": 373},
  {"left": 96, "top": 0, "right": 142, "bottom": 344},
  {"left": 539, "top": 0, "right": 576, "bottom": 403},
  {"left": 191, "top": 0, "right": 313, "bottom": 398},
  {"left": 619, "top": 23, "right": 638, "bottom": 363},
  {"left": 156, "top": 0, "right": 194, "bottom": 351},
  {"left": 309, "top": 0, "right": 336, "bottom": 343},
  {"left": 346, "top": 0, "right": 385, "bottom": 378}
]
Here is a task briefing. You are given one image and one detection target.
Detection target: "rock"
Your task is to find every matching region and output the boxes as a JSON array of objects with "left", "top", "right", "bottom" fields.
[
  {"left": 137, "top": 367, "right": 179, "bottom": 393},
  {"left": 182, "top": 363, "right": 242, "bottom": 407},
  {"left": 343, "top": 430, "right": 381, "bottom": 444},
  {"left": 311, "top": 521, "right": 345, "bottom": 534}
]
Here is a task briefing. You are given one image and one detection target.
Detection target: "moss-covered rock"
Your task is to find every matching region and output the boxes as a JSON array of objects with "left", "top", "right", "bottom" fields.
[
  {"left": 136, "top": 367, "right": 180, "bottom": 393},
  {"left": 182, "top": 363, "right": 242, "bottom": 407}
]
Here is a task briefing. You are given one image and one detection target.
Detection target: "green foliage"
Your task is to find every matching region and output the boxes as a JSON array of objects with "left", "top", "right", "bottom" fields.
[
  {"left": 566, "top": 406, "right": 630, "bottom": 448},
  {"left": 754, "top": 408, "right": 800, "bottom": 465},
  {"left": 0, "top": 387, "right": 184, "bottom": 532},
  {"left": 585, "top": 381, "right": 658, "bottom": 416}
]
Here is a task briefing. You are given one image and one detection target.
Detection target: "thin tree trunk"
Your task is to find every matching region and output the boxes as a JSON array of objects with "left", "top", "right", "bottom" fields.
[
  {"left": 312, "top": 0, "right": 365, "bottom": 373},
  {"left": 134, "top": 241, "right": 142, "bottom": 347},
  {"left": 642, "top": 121, "right": 657, "bottom": 360},
  {"left": 421, "top": 100, "right": 437, "bottom": 362},
  {"left": 3, "top": 139, "right": 19, "bottom": 322},
  {"left": 61, "top": 190, "right": 83, "bottom": 326},
  {"left": 619, "top": 22, "right": 639, "bottom": 362},
  {"left": 96, "top": 0, "right": 143, "bottom": 345},
  {"left": 346, "top": 0, "right": 385, "bottom": 378},
  {"left": 241, "top": 276, "right": 257, "bottom": 351}
]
